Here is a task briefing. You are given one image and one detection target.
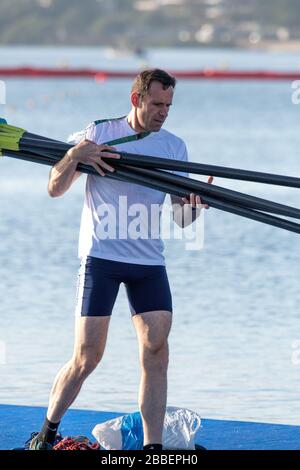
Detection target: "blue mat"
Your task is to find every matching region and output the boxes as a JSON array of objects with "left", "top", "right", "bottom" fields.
[{"left": 0, "top": 404, "right": 299, "bottom": 450}]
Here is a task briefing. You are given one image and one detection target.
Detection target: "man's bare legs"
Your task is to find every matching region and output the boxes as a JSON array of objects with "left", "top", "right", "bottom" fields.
[
  {"left": 47, "top": 316, "right": 110, "bottom": 423},
  {"left": 132, "top": 310, "right": 172, "bottom": 447}
]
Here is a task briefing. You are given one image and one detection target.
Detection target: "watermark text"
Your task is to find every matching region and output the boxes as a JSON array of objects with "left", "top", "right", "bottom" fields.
[
  {"left": 94, "top": 197, "right": 205, "bottom": 251},
  {"left": 0, "top": 341, "right": 6, "bottom": 365},
  {"left": 0, "top": 80, "right": 6, "bottom": 105},
  {"left": 291, "top": 80, "right": 300, "bottom": 104}
]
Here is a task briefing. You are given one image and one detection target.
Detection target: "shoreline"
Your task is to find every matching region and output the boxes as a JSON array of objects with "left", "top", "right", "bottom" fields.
[{"left": 0, "top": 42, "right": 299, "bottom": 53}]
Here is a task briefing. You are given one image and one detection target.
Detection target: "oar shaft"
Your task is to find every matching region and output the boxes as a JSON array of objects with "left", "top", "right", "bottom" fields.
[
  {"left": 25, "top": 131, "right": 67, "bottom": 144},
  {"left": 7, "top": 152, "right": 300, "bottom": 233},
  {"left": 11, "top": 131, "right": 300, "bottom": 188},
  {"left": 17, "top": 144, "right": 300, "bottom": 220},
  {"left": 105, "top": 150, "right": 300, "bottom": 188},
  {"left": 112, "top": 166, "right": 300, "bottom": 234},
  {"left": 21, "top": 138, "right": 70, "bottom": 152},
  {"left": 19, "top": 144, "right": 63, "bottom": 159},
  {"left": 4, "top": 150, "right": 300, "bottom": 234},
  {"left": 117, "top": 164, "right": 300, "bottom": 219}
]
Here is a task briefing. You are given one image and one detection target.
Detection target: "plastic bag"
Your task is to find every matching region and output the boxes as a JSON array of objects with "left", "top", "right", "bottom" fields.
[{"left": 92, "top": 406, "right": 201, "bottom": 450}]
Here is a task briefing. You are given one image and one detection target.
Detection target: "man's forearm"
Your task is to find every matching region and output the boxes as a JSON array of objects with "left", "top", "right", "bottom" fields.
[{"left": 48, "top": 150, "right": 80, "bottom": 197}]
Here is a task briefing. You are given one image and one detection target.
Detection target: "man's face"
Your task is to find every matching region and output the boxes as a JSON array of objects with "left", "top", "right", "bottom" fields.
[{"left": 136, "top": 81, "right": 174, "bottom": 132}]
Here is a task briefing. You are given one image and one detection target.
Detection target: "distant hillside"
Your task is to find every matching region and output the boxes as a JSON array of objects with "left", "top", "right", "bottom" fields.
[{"left": 0, "top": 0, "right": 299, "bottom": 48}]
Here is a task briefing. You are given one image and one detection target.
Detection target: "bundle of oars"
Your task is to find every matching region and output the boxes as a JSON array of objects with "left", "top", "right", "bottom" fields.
[{"left": 1, "top": 117, "right": 300, "bottom": 234}]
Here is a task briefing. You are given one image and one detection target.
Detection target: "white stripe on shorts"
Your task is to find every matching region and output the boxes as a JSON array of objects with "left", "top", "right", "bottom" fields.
[{"left": 75, "top": 256, "right": 87, "bottom": 317}]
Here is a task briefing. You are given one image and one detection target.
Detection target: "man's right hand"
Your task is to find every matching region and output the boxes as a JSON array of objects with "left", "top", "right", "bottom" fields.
[{"left": 67, "top": 139, "right": 121, "bottom": 177}]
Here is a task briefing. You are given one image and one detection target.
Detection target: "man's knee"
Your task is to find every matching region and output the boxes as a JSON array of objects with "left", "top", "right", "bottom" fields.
[
  {"left": 72, "top": 345, "right": 103, "bottom": 378},
  {"left": 141, "top": 341, "right": 169, "bottom": 372}
]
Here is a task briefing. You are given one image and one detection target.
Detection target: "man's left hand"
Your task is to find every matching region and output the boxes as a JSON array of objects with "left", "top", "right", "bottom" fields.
[{"left": 181, "top": 176, "right": 214, "bottom": 209}]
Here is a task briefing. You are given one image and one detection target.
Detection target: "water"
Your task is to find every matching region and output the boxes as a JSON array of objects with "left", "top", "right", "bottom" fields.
[{"left": 1, "top": 47, "right": 300, "bottom": 425}]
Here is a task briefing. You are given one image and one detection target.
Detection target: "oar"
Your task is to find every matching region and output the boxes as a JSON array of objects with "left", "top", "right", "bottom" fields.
[
  {"left": 112, "top": 165, "right": 300, "bottom": 235},
  {"left": 104, "top": 150, "right": 300, "bottom": 189},
  {"left": 2, "top": 122, "right": 300, "bottom": 188},
  {"left": 17, "top": 134, "right": 300, "bottom": 188},
  {"left": 3, "top": 133, "right": 300, "bottom": 222},
  {"left": 1, "top": 126, "right": 298, "bottom": 229},
  {"left": 114, "top": 163, "right": 300, "bottom": 220},
  {"left": 0, "top": 121, "right": 64, "bottom": 144},
  {"left": 14, "top": 141, "right": 300, "bottom": 220},
  {"left": 3, "top": 149, "right": 300, "bottom": 235}
]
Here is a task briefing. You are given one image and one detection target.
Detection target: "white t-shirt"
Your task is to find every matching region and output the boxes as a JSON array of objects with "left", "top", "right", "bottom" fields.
[{"left": 69, "top": 116, "right": 188, "bottom": 266}]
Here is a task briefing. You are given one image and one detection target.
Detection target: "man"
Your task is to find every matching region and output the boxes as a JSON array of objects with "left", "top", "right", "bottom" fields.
[{"left": 30, "top": 69, "right": 212, "bottom": 450}]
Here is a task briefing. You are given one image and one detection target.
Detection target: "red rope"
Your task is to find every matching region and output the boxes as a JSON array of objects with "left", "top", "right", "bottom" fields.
[{"left": 53, "top": 436, "right": 100, "bottom": 451}]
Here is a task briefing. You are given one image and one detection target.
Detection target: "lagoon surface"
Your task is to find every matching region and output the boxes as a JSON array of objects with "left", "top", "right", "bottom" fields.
[{"left": 0, "top": 47, "right": 300, "bottom": 425}]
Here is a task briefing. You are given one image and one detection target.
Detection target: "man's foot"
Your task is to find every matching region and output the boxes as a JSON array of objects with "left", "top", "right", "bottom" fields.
[
  {"left": 195, "top": 444, "right": 207, "bottom": 450},
  {"left": 26, "top": 432, "right": 53, "bottom": 450}
]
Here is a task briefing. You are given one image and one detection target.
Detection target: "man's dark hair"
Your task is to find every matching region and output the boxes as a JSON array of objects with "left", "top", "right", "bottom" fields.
[{"left": 132, "top": 69, "right": 176, "bottom": 99}]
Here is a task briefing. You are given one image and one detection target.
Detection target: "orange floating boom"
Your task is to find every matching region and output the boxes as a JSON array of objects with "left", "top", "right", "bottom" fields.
[{"left": 0, "top": 66, "right": 300, "bottom": 80}]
